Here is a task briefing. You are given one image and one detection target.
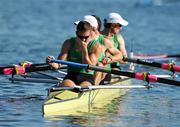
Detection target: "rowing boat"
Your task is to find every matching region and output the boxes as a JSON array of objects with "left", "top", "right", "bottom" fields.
[
  {"left": 0, "top": 59, "right": 179, "bottom": 116},
  {"left": 42, "top": 59, "right": 180, "bottom": 116},
  {"left": 43, "top": 77, "right": 131, "bottom": 116}
]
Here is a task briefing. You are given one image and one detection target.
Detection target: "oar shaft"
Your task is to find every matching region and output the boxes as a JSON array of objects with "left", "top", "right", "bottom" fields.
[
  {"left": 133, "top": 54, "right": 180, "bottom": 59},
  {"left": 25, "top": 64, "right": 67, "bottom": 73},
  {"left": 25, "top": 64, "right": 51, "bottom": 72},
  {"left": 52, "top": 59, "right": 180, "bottom": 86},
  {"left": 157, "top": 78, "right": 180, "bottom": 86},
  {"left": 124, "top": 57, "right": 180, "bottom": 72},
  {"left": 124, "top": 57, "right": 161, "bottom": 68},
  {"left": 0, "top": 62, "right": 67, "bottom": 75},
  {"left": 166, "top": 54, "right": 180, "bottom": 58}
]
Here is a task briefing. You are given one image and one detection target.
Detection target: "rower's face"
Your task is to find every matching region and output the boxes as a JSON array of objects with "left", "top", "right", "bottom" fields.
[
  {"left": 76, "top": 30, "right": 91, "bottom": 43},
  {"left": 112, "top": 24, "right": 122, "bottom": 34}
]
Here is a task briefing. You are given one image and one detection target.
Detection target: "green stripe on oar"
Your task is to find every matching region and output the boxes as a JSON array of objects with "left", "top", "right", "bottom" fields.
[
  {"left": 123, "top": 57, "right": 180, "bottom": 72},
  {"left": 52, "top": 59, "right": 180, "bottom": 86}
]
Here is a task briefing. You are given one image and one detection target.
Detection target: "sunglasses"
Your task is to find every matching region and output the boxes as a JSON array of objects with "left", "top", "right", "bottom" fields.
[
  {"left": 111, "top": 24, "right": 122, "bottom": 28},
  {"left": 77, "top": 35, "right": 90, "bottom": 41},
  {"left": 114, "top": 24, "right": 122, "bottom": 28}
]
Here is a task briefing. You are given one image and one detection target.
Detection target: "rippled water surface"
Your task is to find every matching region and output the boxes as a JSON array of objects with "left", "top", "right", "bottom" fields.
[{"left": 0, "top": 0, "right": 180, "bottom": 127}]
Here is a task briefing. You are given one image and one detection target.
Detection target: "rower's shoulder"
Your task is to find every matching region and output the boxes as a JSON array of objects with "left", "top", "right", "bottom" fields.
[
  {"left": 64, "top": 37, "right": 76, "bottom": 44},
  {"left": 102, "top": 37, "right": 114, "bottom": 48},
  {"left": 116, "top": 34, "right": 124, "bottom": 40},
  {"left": 115, "top": 34, "right": 125, "bottom": 45},
  {"left": 91, "top": 41, "right": 103, "bottom": 53},
  {"left": 62, "top": 38, "right": 74, "bottom": 49}
]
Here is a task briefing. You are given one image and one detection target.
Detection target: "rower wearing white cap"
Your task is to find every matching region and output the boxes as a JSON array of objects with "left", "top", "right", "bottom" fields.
[
  {"left": 75, "top": 15, "right": 123, "bottom": 85},
  {"left": 74, "top": 15, "right": 100, "bottom": 42},
  {"left": 102, "top": 12, "right": 128, "bottom": 69},
  {"left": 46, "top": 21, "right": 102, "bottom": 87}
]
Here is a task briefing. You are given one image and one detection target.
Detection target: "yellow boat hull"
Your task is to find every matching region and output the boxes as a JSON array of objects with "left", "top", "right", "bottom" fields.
[{"left": 43, "top": 78, "right": 131, "bottom": 116}]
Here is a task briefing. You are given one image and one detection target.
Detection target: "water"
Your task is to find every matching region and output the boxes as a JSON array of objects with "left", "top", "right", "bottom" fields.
[{"left": 0, "top": 0, "right": 180, "bottom": 126}]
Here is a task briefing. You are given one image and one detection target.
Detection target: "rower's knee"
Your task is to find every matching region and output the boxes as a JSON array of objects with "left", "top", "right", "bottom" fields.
[
  {"left": 62, "top": 79, "right": 75, "bottom": 87},
  {"left": 80, "top": 81, "right": 92, "bottom": 86}
]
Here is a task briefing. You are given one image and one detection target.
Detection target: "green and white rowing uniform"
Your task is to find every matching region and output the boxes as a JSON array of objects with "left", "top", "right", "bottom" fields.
[
  {"left": 103, "top": 34, "right": 121, "bottom": 68},
  {"left": 67, "top": 37, "right": 104, "bottom": 75},
  {"left": 96, "top": 35, "right": 111, "bottom": 70}
]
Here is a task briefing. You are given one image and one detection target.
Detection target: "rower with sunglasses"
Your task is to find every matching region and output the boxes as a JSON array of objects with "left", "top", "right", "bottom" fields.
[
  {"left": 102, "top": 12, "right": 128, "bottom": 69},
  {"left": 46, "top": 17, "right": 103, "bottom": 87}
]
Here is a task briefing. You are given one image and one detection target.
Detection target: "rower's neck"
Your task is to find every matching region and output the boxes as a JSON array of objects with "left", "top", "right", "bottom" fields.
[
  {"left": 102, "top": 29, "right": 114, "bottom": 37},
  {"left": 91, "top": 30, "right": 100, "bottom": 40}
]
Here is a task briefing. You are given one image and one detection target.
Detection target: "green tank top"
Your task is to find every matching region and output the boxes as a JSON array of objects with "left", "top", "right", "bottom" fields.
[
  {"left": 112, "top": 34, "right": 121, "bottom": 67},
  {"left": 113, "top": 34, "right": 120, "bottom": 49},
  {"left": 102, "top": 34, "right": 120, "bottom": 49},
  {"left": 96, "top": 35, "right": 111, "bottom": 70},
  {"left": 97, "top": 35, "right": 104, "bottom": 45},
  {"left": 67, "top": 37, "right": 97, "bottom": 75}
]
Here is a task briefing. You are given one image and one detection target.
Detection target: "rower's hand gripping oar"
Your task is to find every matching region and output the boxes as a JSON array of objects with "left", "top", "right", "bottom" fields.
[
  {"left": 51, "top": 59, "right": 180, "bottom": 86},
  {"left": 123, "top": 57, "right": 180, "bottom": 73}
]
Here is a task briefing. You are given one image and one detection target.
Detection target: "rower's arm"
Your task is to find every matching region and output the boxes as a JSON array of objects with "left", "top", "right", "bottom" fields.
[
  {"left": 85, "top": 43, "right": 101, "bottom": 65},
  {"left": 106, "top": 47, "right": 123, "bottom": 64},
  {"left": 103, "top": 38, "right": 114, "bottom": 49},
  {"left": 58, "top": 40, "right": 70, "bottom": 60},
  {"left": 117, "top": 34, "right": 127, "bottom": 57},
  {"left": 49, "top": 40, "right": 70, "bottom": 69}
]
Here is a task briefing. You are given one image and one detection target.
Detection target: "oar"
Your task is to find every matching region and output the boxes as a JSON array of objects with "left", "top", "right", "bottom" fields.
[
  {"left": 51, "top": 59, "right": 180, "bottom": 86},
  {"left": 133, "top": 54, "right": 180, "bottom": 59},
  {"left": 0, "top": 63, "right": 50, "bottom": 75},
  {"left": 123, "top": 57, "right": 180, "bottom": 72},
  {"left": 0, "top": 62, "right": 67, "bottom": 75}
]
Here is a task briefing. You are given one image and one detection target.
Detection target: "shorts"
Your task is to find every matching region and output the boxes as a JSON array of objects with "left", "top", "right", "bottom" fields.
[
  {"left": 99, "top": 73, "right": 111, "bottom": 85},
  {"left": 111, "top": 64, "right": 121, "bottom": 70},
  {"left": 64, "top": 72, "right": 95, "bottom": 85}
]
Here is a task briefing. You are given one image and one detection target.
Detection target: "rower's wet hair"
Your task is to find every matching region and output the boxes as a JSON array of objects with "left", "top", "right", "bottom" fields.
[
  {"left": 92, "top": 15, "right": 101, "bottom": 32},
  {"left": 76, "top": 21, "right": 92, "bottom": 32},
  {"left": 104, "top": 19, "right": 112, "bottom": 28}
]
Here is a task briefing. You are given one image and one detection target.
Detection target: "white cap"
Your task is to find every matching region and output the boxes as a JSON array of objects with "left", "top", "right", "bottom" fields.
[
  {"left": 74, "top": 15, "right": 98, "bottom": 28},
  {"left": 105, "top": 12, "right": 128, "bottom": 26}
]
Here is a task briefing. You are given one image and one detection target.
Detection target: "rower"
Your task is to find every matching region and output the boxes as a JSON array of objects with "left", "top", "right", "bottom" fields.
[
  {"left": 90, "top": 15, "right": 124, "bottom": 85},
  {"left": 102, "top": 12, "right": 129, "bottom": 69},
  {"left": 47, "top": 19, "right": 102, "bottom": 87}
]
